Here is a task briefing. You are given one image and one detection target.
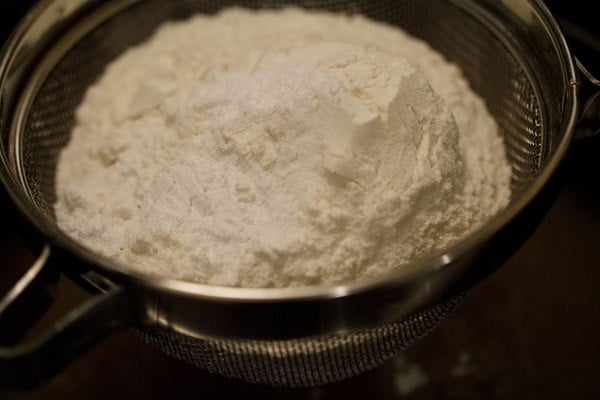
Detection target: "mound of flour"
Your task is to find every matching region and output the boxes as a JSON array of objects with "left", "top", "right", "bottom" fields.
[{"left": 55, "top": 8, "right": 511, "bottom": 287}]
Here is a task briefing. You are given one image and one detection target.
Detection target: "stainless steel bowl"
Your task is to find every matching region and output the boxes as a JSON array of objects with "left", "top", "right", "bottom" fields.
[{"left": 0, "top": 0, "right": 591, "bottom": 389}]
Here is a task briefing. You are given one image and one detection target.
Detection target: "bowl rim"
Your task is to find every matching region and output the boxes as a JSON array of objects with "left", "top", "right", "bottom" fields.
[{"left": 0, "top": 0, "right": 580, "bottom": 305}]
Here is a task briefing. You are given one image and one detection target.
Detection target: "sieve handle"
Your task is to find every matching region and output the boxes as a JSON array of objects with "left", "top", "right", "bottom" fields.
[
  {"left": 575, "top": 58, "right": 600, "bottom": 139},
  {"left": 0, "top": 245, "right": 145, "bottom": 389}
]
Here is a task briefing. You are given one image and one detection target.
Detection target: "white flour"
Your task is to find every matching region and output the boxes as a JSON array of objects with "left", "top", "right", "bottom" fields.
[{"left": 55, "top": 8, "right": 512, "bottom": 287}]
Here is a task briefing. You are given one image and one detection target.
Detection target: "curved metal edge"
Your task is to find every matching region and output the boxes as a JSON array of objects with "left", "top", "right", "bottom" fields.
[
  {"left": 576, "top": 58, "right": 600, "bottom": 87},
  {"left": 63, "top": 0, "right": 579, "bottom": 302},
  {"left": 0, "top": 245, "right": 51, "bottom": 316},
  {"left": 0, "top": 0, "right": 582, "bottom": 339},
  {"left": 0, "top": 287, "right": 146, "bottom": 389},
  {"left": 574, "top": 58, "right": 600, "bottom": 139}
]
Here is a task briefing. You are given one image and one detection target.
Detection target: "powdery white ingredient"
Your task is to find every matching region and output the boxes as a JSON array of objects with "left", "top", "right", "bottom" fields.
[
  {"left": 451, "top": 351, "right": 477, "bottom": 377},
  {"left": 393, "top": 356, "right": 429, "bottom": 396},
  {"left": 54, "top": 8, "right": 512, "bottom": 288}
]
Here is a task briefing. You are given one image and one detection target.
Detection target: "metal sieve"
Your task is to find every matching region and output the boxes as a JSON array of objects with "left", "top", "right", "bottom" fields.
[{"left": 0, "top": 0, "right": 593, "bottom": 389}]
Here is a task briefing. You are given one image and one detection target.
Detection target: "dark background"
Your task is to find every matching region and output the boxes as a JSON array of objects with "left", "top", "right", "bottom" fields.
[{"left": 1, "top": 1, "right": 599, "bottom": 399}]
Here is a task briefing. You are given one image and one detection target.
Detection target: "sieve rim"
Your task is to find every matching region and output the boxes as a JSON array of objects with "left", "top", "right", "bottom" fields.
[{"left": 0, "top": 0, "right": 579, "bottom": 305}]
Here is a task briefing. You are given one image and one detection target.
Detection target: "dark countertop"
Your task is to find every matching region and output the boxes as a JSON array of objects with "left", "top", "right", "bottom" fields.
[{"left": 1, "top": 1, "right": 599, "bottom": 399}]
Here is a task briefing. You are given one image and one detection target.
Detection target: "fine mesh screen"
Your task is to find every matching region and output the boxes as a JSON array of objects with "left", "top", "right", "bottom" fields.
[
  {"left": 20, "top": 0, "right": 542, "bottom": 219},
  {"left": 137, "top": 295, "right": 462, "bottom": 387},
  {"left": 13, "top": 0, "right": 546, "bottom": 387}
]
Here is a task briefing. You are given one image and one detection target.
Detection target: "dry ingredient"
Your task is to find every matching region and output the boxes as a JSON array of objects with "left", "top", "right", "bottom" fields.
[{"left": 55, "top": 8, "right": 512, "bottom": 288}]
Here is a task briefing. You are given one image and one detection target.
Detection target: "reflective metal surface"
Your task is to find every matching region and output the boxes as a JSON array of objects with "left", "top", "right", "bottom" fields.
[
  {"left": 1, "top": 0, "right": 578, "bottom": 331},
  {"left": 2, "top": 143, "right": 599, "bottom": 396},
  {"left": 0, "top": 0, "right": 582, "bottom": 388}
]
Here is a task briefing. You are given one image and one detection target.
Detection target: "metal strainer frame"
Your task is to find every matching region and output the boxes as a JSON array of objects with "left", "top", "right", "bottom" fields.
[{"left": 0, "top": 0, "right": 587, "bottom": 389}]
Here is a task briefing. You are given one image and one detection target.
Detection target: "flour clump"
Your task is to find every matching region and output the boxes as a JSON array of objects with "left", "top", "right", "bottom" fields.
[{"left": 54, "top": 8, "right": 512, "bottom": 287}]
